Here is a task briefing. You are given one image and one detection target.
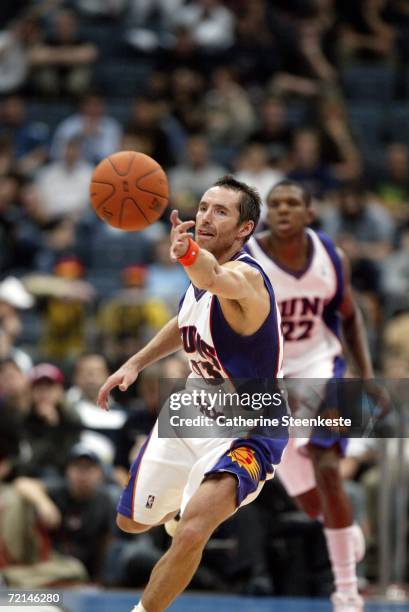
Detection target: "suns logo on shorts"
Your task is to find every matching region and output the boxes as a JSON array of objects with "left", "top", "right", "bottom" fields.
[{"left": 228, "top": 447, "right": 260, "bottom": 481}]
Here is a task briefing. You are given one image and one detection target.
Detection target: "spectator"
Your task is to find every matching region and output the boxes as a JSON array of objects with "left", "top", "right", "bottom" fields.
[
  {"left": 0, "top": 95, "right": 49, "bottom": 177},
  {"left": 66, "top": 353, "right": 126, "bottom": 462},
  {"left": 29, "top": 8, "right": 98, "bottom": 98},
  {"left": 321, "top": 180, "right": 393, "bottom": 355},
  {"left": 0, "top": 135, "right": 15, "bottom": 177},
  {"left": 321, "top": 179, "right": 394, "bottom": 263},
  {"left": 169, "top": 68, "right": 206, "bottom": 133},
  {"left": 265, "top": 3, "right": 323, "bottom": 97},
  {"left": 50, "top": 93, "right": 122, "bottom": 165},
  {"left": 13, "top": 181, "right": 56, "bottom": 272},
  {"left": 230, "top": 0, "right": 280, "bottom": 86},
  {"left": 204, "top": 67, "right": 256, "bottom": 147},
  {"left": 298, "top": 0, "right": 339, "bottom": 83},
  {"left": 234, "top": 142, "right": 283, "bottom": 221},
  {"left": 32, "top": 217, "right": 81, "bottom": 273},
  {"left": 248, "top": 96, "right": 294, "bottom": 165},
  {"left": 174, "top": 0, "right": 235, "bottom": 52},
  {"left": 35, "top": 136, "right": 93, "bottom": 220},
  {"left": 126, "top": 96, "right": 175, "bottom": 170},
  {"left": 97, "top": 265, "right": 171, "bottom": 365},
  {"left": 156, "top": 25, "right": 204, "bottom": 74},
  {"left": 0, "top": 173, "right": 22, "bottom": 274},
  {"left": 382, "top": 311, "right": 409, "bottom": 368},
  {"left": 24, "top": 252, "right": 95, "bottom": 362},
  {"left": 125, "top": 0, "right": 184, "bottom": 52},
  {"left": 0, "top": 358, "right": 31, "bottom": 458},
  {"left": 24, "top": 363, "right": 81, "bottom": 479},
  {"left": 381, "top": 221, "right": 409, "bottom": 313},
  {"left": 316, "top": 93, "right": 362, "bottom": 181},
  {"left": 287, "top": 128, "right": 338, "bottom": 199},
  {"left": 168, "top": 134, "right": 227, "bottom": 218},
  {"left": 0, "top": 15, "right": 41, "bottom": 95},
  {"left": 46, "top": 444, "right": 116, "bottom": 581},
  {"left": 146, "top": 236, "right": 188, "bottom": 310},
  {"left": 0, "top": 466, "right": 87, "bottom": 587},
  {"left": 0, "top": 276, "right": 34, "bottom": 372},
  {"left": 374, "top": 143, "right": 409, "bottom": 219}
]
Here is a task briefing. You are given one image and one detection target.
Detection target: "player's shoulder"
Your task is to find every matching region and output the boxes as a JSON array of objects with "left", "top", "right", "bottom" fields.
[{"left": 224, "top": 252, "right": 266, "bottom": 286}]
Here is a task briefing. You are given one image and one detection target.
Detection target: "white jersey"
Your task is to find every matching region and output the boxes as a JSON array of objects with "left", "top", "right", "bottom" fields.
[
  {"left": 178, "top": 249, "right": 283, "bottom": 382},
  {"left": 247, "top": 229, "right": 345, "bottom": 378}
]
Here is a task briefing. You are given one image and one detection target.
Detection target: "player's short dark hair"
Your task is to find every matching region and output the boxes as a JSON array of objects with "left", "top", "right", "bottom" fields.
[
  {"left": 267, "top": 179, "right": 312, "bottom": 207},
  {"left": 212, "top": 175, "right": 261, "bottom": 242}
]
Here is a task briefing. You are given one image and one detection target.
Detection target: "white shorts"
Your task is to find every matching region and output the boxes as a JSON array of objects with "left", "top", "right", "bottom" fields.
[
  {"left": 117, "top": 421, "right": 278, "bottom": 525},
  {"left": 276, "top": 437, "right": 316, "bottom": 497}
]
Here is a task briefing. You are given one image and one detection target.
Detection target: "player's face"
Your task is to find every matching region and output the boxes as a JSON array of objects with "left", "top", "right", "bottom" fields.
[
  {"left": 195, "top": 186, "right": 252, "bottom": 256},
  {"left": 266, "top": 185, "right": 312, "bottom": 238}
]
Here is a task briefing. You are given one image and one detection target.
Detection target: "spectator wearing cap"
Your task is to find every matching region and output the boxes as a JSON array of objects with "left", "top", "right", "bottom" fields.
[
  {"left": 44, "top": 443, "right": 116, "bottom": 581},
  {"left": 23, "top": 363, "right": 82, "bottom": 479}
]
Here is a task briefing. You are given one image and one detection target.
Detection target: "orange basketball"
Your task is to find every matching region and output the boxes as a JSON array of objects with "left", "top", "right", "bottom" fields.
[{"left": 89, "top": 151, "right": 169, "bottom": 231}]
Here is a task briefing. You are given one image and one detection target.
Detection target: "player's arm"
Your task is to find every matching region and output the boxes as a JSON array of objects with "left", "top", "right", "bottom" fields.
[
  {"left": 97, "top": 316, "right": 181, "bottom": 410},
  {"left": 184, "top": 251, "right": 262, "bottom": 300},
  {"left": 338, "top": 248, "right": 390, "bottom": 416},
  {"left": 337, "top": 248, "right": 374, "bottom": 379},
  {"left": 169, "top": 210, "right": 262, "bottom": 300}
]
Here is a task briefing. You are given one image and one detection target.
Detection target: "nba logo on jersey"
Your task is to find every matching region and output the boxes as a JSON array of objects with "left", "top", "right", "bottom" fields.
[{"left": 145, "top": 495, "right": 155, "bottom": 509}]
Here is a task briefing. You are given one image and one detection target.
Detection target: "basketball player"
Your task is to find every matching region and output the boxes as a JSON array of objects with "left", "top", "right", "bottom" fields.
[
  {"left": 97, "top": 176, "right": 287, "bottom": 612},
  {"left": 246, "top": 180, "right": 388, "bottom": 612}
]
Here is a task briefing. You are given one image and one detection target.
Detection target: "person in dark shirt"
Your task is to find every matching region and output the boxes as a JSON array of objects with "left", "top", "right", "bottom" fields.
[
  {"left": 24, "top": 363, "right": 81, "bottom": 478},
  {"left": 46, "top": 444, "right": 116, "bottom": 581}
]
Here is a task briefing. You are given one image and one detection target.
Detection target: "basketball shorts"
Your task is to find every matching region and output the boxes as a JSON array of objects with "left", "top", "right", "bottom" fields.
[{"left": 117, "top": 420, "right": 287, "bottom": 525}]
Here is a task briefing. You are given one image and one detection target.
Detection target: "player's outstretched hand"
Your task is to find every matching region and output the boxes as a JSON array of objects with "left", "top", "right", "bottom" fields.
[
  {"left": 97, "top": 362, "right": 139, "bottom": 411},
  {"left": 170, "top": 209, "right": 195, "bottom": 262}
]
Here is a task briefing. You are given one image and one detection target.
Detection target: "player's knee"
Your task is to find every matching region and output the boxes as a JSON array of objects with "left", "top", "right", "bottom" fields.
[
  {"left": 173, "top": 518, "right": 209, "bottom": 553},
  {"left": 116, "top": 513, "right": 150, "bottom": 534}
]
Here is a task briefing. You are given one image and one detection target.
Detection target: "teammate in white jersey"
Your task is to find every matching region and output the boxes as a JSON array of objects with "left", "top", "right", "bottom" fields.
[
  {"left": 246, "top": 180, "right": 387, "bottom": 612},
  {"left": 98, "top": 176, "right": 287, "bottom": 612}
]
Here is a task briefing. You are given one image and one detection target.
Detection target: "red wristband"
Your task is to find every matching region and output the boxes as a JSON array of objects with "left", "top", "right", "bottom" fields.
[{"left": 178, "top": 237, "right": 200, "bottom": 266}]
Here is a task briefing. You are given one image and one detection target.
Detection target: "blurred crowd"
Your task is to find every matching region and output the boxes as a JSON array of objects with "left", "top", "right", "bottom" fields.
[{"left": 0, "top": 0, "right": 409, "bottom": 596}]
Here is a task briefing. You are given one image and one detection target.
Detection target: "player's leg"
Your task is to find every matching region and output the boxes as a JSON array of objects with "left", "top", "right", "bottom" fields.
[
  {"left": 133, "top": 436, "right": 286, "bottom": 611},
  {"left": 277, "top": 439, "right": 364, "bottom": 610},
  {"left": 116, "top": 422, "right": 192, "bottom": 535},
  {"left": 307, "top": 443, "right": 363, "bottom": 611},
  {"left": 137, "top": 473, "right": 237, "bottom": 612}
]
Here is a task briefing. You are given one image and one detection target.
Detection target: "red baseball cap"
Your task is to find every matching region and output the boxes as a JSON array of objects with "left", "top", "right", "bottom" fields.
[{"left": 29, "top": 363, "right": 64, "bottom": 385}]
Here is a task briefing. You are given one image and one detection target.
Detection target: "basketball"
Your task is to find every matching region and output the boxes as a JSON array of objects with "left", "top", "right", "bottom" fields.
[{"left": 89, "top": 151, "right": 169, "bottom": 231}]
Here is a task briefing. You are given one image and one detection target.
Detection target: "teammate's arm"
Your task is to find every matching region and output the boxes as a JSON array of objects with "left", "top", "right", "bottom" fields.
[
  {"left": 169, "top": 210, "right": 262, "bottom": 300},
  {"left": 337, "top": 248, "right": 374, "bottom": 379},
  {"left": 337, "top": 249, "right": 390, "bottom": 415},
  {"left": 97, "top": 316, "right": 181, "bottom": 410}
]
